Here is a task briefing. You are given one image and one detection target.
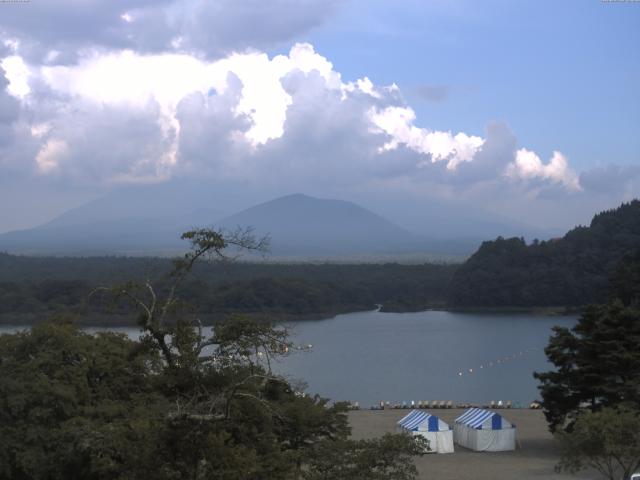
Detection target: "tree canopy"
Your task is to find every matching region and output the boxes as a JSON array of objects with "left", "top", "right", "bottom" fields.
[
  {"left": 556, "top": 406, "right": 640, "bottom": 480},
  {"left": 449, "top": 200, "right": 640, "bottom": 308},
  {"left": 0, "top": 228, "right": 425, "bottom": 479},
  {"left": 534, "top": 245, "right": 640, "bottom": 480},
  {"left": 534, "top": 300, "right": 640, "bottom": 432},
  {"left": 0, "top": 252, "right": 455, "bottom": 324}
]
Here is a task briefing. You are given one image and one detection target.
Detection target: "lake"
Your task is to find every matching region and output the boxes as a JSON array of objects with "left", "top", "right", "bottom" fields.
[
  {"left": 0, "top": 309, "right": 575, "bottom": 407},
  {"left": 276, "top": 309, "right": 576, "bottom": 407}
]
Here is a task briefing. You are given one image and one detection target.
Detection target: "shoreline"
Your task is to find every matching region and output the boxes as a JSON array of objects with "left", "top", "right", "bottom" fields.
[{"left": 0, "top": 304, "right": 581, "bottom": 327}]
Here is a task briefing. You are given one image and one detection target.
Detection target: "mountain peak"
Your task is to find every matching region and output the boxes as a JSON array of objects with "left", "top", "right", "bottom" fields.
[
  {"left": 278, "top": 193, "right": 315, "bottom": 201},
  {"left": 217, "top": 194, "right": 421, "bottom": 255}
]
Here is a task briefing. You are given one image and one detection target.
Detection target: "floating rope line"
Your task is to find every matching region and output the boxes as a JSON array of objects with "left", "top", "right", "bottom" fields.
[{"left": 456, "top": 347, "right": 539, "bottom": 377}]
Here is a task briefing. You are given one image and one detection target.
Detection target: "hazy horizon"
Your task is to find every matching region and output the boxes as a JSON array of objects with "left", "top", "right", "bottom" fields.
[{"left": 1, "top": 0, "right": 639, "bottom": 240}]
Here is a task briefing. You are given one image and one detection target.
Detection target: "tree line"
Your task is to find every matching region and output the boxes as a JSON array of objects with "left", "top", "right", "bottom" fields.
[
  {"left": 0, "top": 228, "right": 427, "bottom": 480},
  {"left": 1, "top": 200, "right": 639, "bottom": 324},
  {"left": 448, "top": 200, "right": 640, "bottom": 308},
  {"left": 2, "top": 200, "right": 640, "bottom": 478},
  {"left": 535, "top": 249, "right": 640, "bottom": 480},
  {"left": 0, "top": 254, "right": 456, "bottom": 324}
]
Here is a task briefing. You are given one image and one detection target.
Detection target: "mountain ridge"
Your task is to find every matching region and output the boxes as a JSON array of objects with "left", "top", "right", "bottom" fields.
[
  {"left": 449, "top": 199, "right": 640, "bottom": 307},
  {"left": 0, "top": 192, "right": 476, "bottom": 257},
  {"left": 216, "top": 193, "right": 427, "bottom": 255},
  {"left": 0, "top": 185, "right": 553, "bottom": 258}
]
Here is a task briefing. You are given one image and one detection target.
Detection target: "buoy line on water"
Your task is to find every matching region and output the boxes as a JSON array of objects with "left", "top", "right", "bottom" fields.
[{"left": 456, "top": 347, "right": 540, "bottom": 377}]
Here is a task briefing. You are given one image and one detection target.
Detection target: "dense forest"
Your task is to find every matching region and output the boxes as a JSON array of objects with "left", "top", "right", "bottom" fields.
[
  {"left": 0, "top": 255, "right": 456, "bottom": 324},
  {"left": 0, "top": 230, "right": 426, "bottom": 479},
  {"left": 1, "top": 200, "right": 639, "bottom": 323},
  {"left": 449, "top": 200, "right": 640, "bottom": 308}
]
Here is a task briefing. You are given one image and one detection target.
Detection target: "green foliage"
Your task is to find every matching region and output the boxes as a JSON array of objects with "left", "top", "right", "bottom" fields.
[
  {"left": 534, "top": 301, "right": 640, "bottom": 432},
  {"left": 0, "top": 317, "right": 424, "bottom": 480},
  {"left": 0, "top": 321, "right": 167, "bottom": 480},
  {"left": 0, "top": 228, "right": 424, "bottom": 479},
  {"left": 0, "top": 255, "right": 456, "bottom": 323},
  {"left": 449, "top": 200, "right": 640, "bottom": 307},
  {"left": 556, "top": 406, "right": 640, "bottom": 480},
  {"left": 304, "top": 433, "right": 428, "bottom": 480},
  {"left": 0, "top": 319, "right": 374, "bottom": 480},
  {"left": 274, "top": 394, "right": 350, "bottom": 453},
  {"left": 610, "top": 249, "right": 640, "bottom": 307},
  {"left": 185, "top": 277, "right": 377, "bottom": 317}
]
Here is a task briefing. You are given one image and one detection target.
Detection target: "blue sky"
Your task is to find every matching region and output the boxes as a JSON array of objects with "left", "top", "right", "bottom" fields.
[
  {"left": 0, "top": 0, "right": 638, "bottom": 233},
  {"left": 299, "top": 0, "right": 640, "bottom": 170}
]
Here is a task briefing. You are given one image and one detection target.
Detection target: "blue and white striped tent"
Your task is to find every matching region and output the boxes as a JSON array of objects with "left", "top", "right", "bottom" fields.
[
  {"left": 397, "top": 410, "right": 454, "bottom": 453},
  {"left": 453, "top": 408, "right": 516, "bottom": 452}
]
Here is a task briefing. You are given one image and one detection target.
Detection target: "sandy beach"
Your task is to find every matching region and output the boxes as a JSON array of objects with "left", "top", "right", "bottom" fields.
[{"left": 348, "top": 409, "right": 599, "bottom": 480}]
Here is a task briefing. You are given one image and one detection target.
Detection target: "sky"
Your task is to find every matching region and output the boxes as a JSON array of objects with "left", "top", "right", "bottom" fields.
[{"left": 0, "top": 0, "right": 638, "bottom": 234}]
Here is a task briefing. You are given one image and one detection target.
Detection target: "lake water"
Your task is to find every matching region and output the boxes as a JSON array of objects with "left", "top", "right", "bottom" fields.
[
  {"left": 277, "top": 310, "right": 576, "bottom": 407},
  {"left": 0, "top": 309, "right": 575, "bottom": 407}
]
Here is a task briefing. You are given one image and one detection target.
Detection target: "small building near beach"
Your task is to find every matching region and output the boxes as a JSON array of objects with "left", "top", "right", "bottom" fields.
[
  {"left": 397, "top": 410, "right": 454, "bottom": 453},
  {"left": 453, "top": 408, "right": 516, "bottom": 452}
]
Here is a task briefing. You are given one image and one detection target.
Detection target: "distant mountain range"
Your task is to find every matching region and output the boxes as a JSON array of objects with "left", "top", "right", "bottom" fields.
[
  {"left": 218, "top": 193, "right": 458, "bottom": 256},
  {"left": 0, "top": 184, "right": 554, "bottom": 258},
  {"left": 0, "top": 181, "right": 226, "bottom": 256},
  {"left": 0, "top": 201, "right": 637, "bottom": 322}
]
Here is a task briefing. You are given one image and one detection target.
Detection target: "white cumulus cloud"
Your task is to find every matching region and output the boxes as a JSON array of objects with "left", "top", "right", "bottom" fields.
[
  {"left": 0, "top": 56, "right": 31, "bottom": 98},
  {"left": 369, "top": 106, "right": 485, "bottom": 170},
  {"left": 1, "top": 42, "right": 583, "bottom": 195},
  {"left": 506, "top": 149, "right": 581, "bottom": 191}
]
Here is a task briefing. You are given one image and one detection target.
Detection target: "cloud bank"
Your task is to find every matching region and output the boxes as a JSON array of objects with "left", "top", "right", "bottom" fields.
[
  {"left": 1, "top": 41, "right": 592, "bottom": 197},
  {"left": 0, "top": 0, "right": 637, "bottom": 234},
  {"left": 0, "top": 0, "right": 345, "bottom": 63}
]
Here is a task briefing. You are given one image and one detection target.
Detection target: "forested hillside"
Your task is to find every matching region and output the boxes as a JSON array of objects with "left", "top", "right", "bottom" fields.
[
  {"left": 0, "top": 255, "right": 456, "bottom": 324},
  {"left": 3, "top": 200, "right": 638, "bottom": 319},
  {"left": 449, "top": 200, "right": 640, "bottom": 307}
]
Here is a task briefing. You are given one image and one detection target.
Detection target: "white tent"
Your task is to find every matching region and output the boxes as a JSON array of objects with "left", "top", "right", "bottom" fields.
[
  {"left": 397, "top": 410, "right": 454, "bottom": 454},
  {"left": 453, "top": 408, "right": 516, "bottom": 452}
]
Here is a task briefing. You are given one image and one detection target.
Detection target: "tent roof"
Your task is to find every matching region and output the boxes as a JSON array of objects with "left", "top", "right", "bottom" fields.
[
  {"left": 454, "top": 408, "right": 513, "bottom": 430},
  {"left": 397, "top": 410, "right": 449, "bottom": 432}
]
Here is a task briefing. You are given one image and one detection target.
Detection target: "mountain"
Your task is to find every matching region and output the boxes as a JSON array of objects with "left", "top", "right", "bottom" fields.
[
  {"left": 216, "top": 193, "right": 434, "bottom": 256},
  {"left": 0, "top": 182, "right": 227, "bottom": 255},
  {"left": 0, "top": 181, "right": 540, "bottom": 257},
  {"left": 0, "top": 190, "right": 482, "bottom": 257},
  {"left": 448, "top": 200, "right": 640, "bottom": 307}
]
